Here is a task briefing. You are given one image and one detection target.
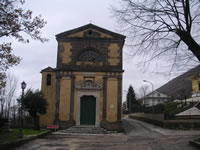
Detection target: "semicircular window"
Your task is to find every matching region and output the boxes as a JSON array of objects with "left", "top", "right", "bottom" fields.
[{"left": 78, "top": 50, "right": 102, "bottom": 62}]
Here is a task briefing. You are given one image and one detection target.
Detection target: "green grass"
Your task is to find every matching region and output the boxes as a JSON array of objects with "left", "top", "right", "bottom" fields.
[
  {"left": 194, "top": 138, "right": 200, "bottom": 143},
  {"left": 0, "top": 128, "right": 47, "bottom": 144}
]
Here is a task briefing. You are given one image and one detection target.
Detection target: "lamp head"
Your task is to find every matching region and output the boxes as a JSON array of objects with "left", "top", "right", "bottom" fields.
[{"left": 21, "top": 81, "right": 26, "bottom": 90}]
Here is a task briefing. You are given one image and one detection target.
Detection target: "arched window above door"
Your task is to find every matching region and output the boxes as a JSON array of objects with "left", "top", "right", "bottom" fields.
[{"left": 77, "top": 50, "right": 102, "bottom": 62}]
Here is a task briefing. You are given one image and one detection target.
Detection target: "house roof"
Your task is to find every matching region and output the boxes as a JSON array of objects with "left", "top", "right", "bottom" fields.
[
  {"left": 139, "top": 91, "right": 171, "bottom": 101},
  {"left": 156, "top": 65, "right": 200, "bottom": 99},
  {"left": 56, "top": 23, "right": 126, "bottom": 39},
  {"left": 145, "top": 90, "right": 169, "bottom": 97}
]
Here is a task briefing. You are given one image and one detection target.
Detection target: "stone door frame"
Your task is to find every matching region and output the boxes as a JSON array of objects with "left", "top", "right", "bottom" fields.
[{"left": 76, "top": 90, "right": 100, "bottom": 126}]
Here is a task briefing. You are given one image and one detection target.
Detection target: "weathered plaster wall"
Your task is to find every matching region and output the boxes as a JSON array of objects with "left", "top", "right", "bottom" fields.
[
  {"left": 61, "top": 42, "right": 72, "bottom": 64},
  {"left": 106, "top": 78, "right": 118, "bottom": 122},
  {"left": 40, "top": 72, "right": 56, "bottom": 127},
  {"left": 59, "top": 77, "right": 71, "bottom": 121},
  {"left": 108, "top": 43, "right": 120, "bottom": 66}
]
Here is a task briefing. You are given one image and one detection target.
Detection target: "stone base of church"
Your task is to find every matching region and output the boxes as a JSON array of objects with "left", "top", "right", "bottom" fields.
[
  {"left": 57, "top": 120, "right": 75, "bottom": 129},
  {"left": 49, "top": 120, "right": 123, "bottom": 131},
  {"left": 100, "top": 120, "right": 124, "bottom": 132}
]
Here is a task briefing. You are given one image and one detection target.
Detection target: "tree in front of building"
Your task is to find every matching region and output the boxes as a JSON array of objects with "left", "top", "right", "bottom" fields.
[
  {"left": 0, "top": 0, "right": 48, "bottom": 88},
  {"left": 18, "top": 89, "right": 48, "bottom": 130},
  {"left": 126, "top": 85, "right": 137, "bottom": 113}
]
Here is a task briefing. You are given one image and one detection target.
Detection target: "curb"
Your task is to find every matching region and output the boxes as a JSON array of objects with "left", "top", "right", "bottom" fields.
[
  {"left": 189, "top": 140, "right": 200, "bottom": 149},
  {"left": 0, "top": 130, "right": 51, "bottom": 150}
]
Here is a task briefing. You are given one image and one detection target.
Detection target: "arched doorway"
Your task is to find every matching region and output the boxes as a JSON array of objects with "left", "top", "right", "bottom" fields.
[{"left": 80, "top": 96, "right": 96, "bottom": 125}]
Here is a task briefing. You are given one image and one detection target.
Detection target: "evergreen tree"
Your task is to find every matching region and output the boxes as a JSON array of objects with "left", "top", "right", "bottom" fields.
[
  {"left": 126, "top": 85, "right": 137, "bottom": 113},
  {"left": 18, "top": 89, "right": 48, "bottom": 130}
]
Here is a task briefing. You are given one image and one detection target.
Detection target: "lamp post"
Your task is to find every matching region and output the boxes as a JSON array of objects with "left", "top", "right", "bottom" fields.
[
  {"left": 143, "top": 80, "right": 154, "bottom": 111},
  {"left": 18, "top": 81, "right": 26, "bottom": 138}
]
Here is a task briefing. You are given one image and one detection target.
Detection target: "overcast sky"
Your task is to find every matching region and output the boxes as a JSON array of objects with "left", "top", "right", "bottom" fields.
[{"left": 7, "top": 0, "right": 185, "bottom": 100}]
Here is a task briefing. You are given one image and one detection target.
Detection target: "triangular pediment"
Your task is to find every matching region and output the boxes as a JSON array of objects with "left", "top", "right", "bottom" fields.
[
  {"left": 56, "top": 24, "right": 125, "bottom": 40},
  {"left": 40, "top": 66, "right": 55, "bottom": 73}
]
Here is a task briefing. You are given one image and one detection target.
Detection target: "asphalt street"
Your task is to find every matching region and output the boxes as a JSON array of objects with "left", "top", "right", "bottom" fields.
[{"left": 15, "top": 118, "right": 200, "bottom": 150}]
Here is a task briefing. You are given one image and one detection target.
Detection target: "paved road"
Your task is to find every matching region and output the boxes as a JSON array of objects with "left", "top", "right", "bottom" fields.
[
  {"left": 16, "top": 118, "right": 200, "bottom": 150},
  {"left": 122, "top": 118, "right": 200, "bottom": 150}
]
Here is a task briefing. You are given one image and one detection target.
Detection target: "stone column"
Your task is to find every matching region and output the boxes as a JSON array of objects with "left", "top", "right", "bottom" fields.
[
  {"left": 70, "top": 75, "right": 75, "bottom": 121},
  {"left": 117, "top": 76, "right": 122, "bottom": 121},
  {"left": 54, "top": 75, "right": 61, "bottom": 124},
  {"left": 103, "top": 76, "right": 108, "bottom": 120}
]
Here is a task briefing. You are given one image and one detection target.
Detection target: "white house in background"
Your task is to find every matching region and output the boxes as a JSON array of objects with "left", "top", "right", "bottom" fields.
[{"left": 142, "top": 91, "right": 171, "bottom": 107}]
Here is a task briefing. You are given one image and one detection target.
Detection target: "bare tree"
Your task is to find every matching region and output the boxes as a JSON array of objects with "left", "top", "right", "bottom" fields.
[
  {"left": 0, "top": 73, "right": 18, "bottom": 118},
  {"left": 9, "top": 101, "right": 18, "bottom": 125},
  {"left": 112, "top": 0, "right": 200, "bottom": 70},
  {"left": 139, "top": 85, "right": 149, "bottom": 98},
  {"left": 0, "top": 88, "right": 5, "bottom": 117}
]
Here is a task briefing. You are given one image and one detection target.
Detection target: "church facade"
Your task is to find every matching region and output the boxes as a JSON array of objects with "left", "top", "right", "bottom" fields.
[{"left": 40, "top": 24, "right": 125, "bottom": 129}]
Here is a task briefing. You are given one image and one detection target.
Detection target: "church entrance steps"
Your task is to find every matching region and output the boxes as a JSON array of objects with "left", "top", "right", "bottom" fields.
[{"left": 55, "top": 126, "right": 118, "bottom": 134}]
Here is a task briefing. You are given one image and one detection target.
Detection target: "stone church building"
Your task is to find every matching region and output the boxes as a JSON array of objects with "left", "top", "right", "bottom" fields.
[{"left": 40, "top": 24, "right": 125, "bottom": 130}]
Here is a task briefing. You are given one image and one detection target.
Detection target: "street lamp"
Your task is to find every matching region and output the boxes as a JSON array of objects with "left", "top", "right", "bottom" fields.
[
  {"left": 18, "top": 81, "right": 26, "bottom": 138},
  {"left": 143, "top": 80, "right": 154, "bottom": 110}
]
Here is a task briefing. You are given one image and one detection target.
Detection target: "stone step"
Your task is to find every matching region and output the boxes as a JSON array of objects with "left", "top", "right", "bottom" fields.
[{"left": 63, "top": 126, "right": 115, "bottom": 134}]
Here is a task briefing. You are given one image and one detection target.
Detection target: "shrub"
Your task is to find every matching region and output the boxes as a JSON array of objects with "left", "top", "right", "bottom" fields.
[{"left": 164, "top": 102, "right": 180, "bottom": 117}]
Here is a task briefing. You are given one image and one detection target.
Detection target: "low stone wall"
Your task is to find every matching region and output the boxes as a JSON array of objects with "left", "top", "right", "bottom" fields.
[
  {"left": 130, "top": 113, "right": 200, "bottom": 129},
  {"left": 100, "top": 120, "right": 124, "bottom": 132},
  {"left": 131, "top": 113, "right": 164, "bottom": 121},
  {"left": 57, "top": 120, "right": 75, "bottom": 129}
]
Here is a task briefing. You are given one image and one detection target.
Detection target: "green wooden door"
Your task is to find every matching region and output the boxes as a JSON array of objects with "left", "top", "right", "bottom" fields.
[{"left": 80, "top": 96, "right": 96, "bottom": 125}]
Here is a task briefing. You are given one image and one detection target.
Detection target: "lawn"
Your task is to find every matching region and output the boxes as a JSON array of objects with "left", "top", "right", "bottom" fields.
[
  {"left": 0, "top": 128, "right": 47, "bottom": 144},
  {"left": 194, "top": 138, "right": 200, "bottom": 143}
]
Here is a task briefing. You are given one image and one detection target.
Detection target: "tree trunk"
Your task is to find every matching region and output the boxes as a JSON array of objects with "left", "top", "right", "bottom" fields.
[
  {"left": 33, "top": 115, "right": 40, "bottom": 130},
  {"left": 176, "top": 30, "right": 200, "bottom": 61},
  {"left": 1, "top": 103, "right": 4, "bottom": 117}
]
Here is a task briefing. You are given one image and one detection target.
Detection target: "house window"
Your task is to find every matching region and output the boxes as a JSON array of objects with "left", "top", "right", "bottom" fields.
[
  {"left": 157, "top": 93, "right": 160, "bottom": 96},
  {"left": 46, "top": 74, "right": 51, "bottom": 86}
]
